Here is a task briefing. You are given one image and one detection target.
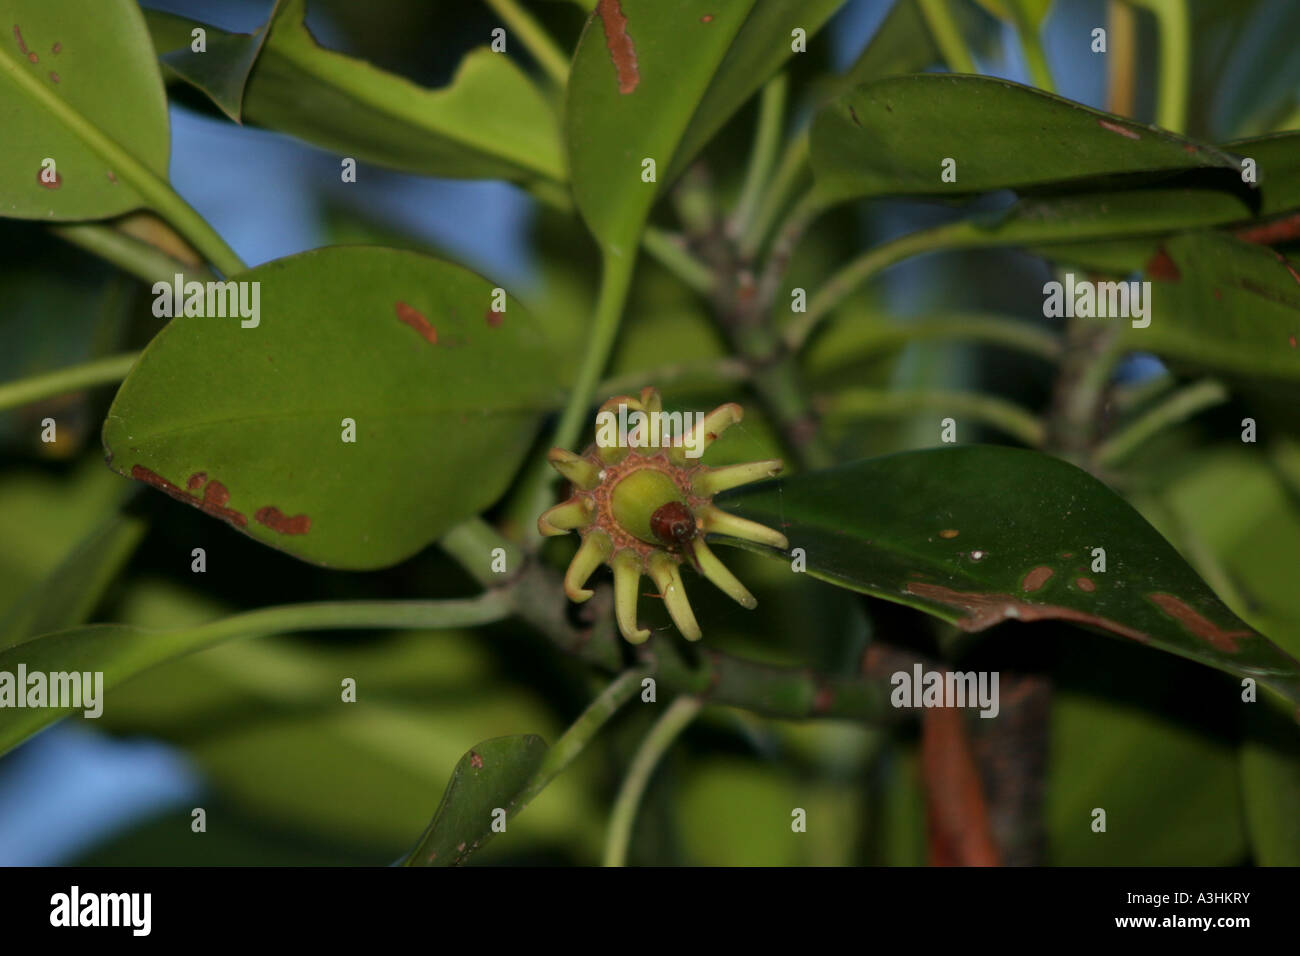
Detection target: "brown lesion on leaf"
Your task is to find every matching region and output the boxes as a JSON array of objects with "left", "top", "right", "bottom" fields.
[
  {"left": 395, "top": 300, "right": 437, "bottom": 345},
  {"left": 848, "top": 105, "right": 862, "bottom": 127},
  {"left": 1147, "top": 593, "right": 1249, "bottom": 652},
  {"left": 1145, "top": 247, "right": 1180, "bottom": 281},
  {"left": 1075, "top": 577, "right": 1096, "bottom": 592},
  {"left": 48, "top": 70, "right": 58, "bottom": 83},
  {"left": 485, "top": 309, "right": 503, "bottom": 328},
  {"left": 1020, "top": 566, "right": 1054, "bottom": 593},
  {"left": 131, "top": 465, "right": 248, "bottom": 528},
  {"left": 469, "top": 751, "right": 484, "bottom": 769},
  {"left": 596, "top": 0, "right": 639, "bottom": 94},
  {"left": 1097, "top": 119, "right": 1140, "bottom": 140},
  {"left": 37, "top": 170, "right": 61, "bottom": 189},
  {"left": 255, "top": 506, "right": 311, "bottom": 535},
  {"left": 13, "top": 24, "right": 38, "bottom": 62},
  {"left": 905, "top": 581, "right": 1150, "bottom": 644},
  {"left": 187, "top": 472, "right": 207, "bottom": 490},
  {"left": 203, "top": 480, "right": 231, "bottom": 507},
  {"left": 938, "top": 529, "right": 959, "bottom": 539},
  {"left": 1235, "top": 212, "right": 1300, "bottom": 246}
]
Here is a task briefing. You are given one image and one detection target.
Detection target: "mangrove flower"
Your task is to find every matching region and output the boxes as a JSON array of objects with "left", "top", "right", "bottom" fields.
[{"left": 538, "top": 387, "right": 788, "bottom": 644}]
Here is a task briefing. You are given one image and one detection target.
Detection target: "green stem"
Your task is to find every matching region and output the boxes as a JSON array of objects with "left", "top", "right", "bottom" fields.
[
  {"left": 821, "top": 387, "right": 1046, "bottom": 448},
  {"left": 917, "top": 0, "right": 978, "bottom": 73},
  {"left": 603, "top": 694, "right": 703, "bottom": 866},
  {"left": 516, "top": 667, "right": 649, "bottom": 809},
  {"left": 739, "top": 129, "right": 810, "bottom": 260},
  {"left": 787, "top": 220, "right": 982, "bottom": 351},
  {"left": 1095, "top": 378, "right": 1227, "bottom": 466},
  {"left": 0, "top": 353, "right": 139, "bottom": 413},
  {"left": 190, "top": 592, "right": 515, "bottom": 646},
  {"left": 1136, "top": 0, "right": 1189, "bottom": 132},
  {"left": 598, "top": 356, "right": 750, "bottom": 396},
  {"left": 51, "top": 223, "right": 214, "bottom": 286},
  {"left": 0, "top": 52, "right": 244, "bottom": 276},
  {"left": 1013, "top": 14, "right": 1055, "bottom": 93},
  {"left": 510, "top": 561, "right": 897, "bottom": 723},
  {"left": 808, "top": 312, "right": 1061, "bottom": 364},
  {"left": 482, "top": 0, "right": 571, "bottom": 87},
  {"left": 509, "top": 245, "right": 639, "bottom": 546},
  {"left": 643, "top": 227, "right": 714, "bottom": 296},
  {"left": 730, "top": 73, "right": 788, "bottom": 242},
  {"left": 438, "top": 517, "right": 523, "bottom": 588},
  {"left": 553, "top": 249, "right": 638, "bottom": 451}
]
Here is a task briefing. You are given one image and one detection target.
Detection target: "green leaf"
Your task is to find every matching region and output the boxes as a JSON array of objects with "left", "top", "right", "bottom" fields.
[
  {"left": 0, "top": 623, "right": 174, "bottom": 755},
  {"left": 0, "top": 592, "right": 512, "bottom": 757},
  {"left": 0, "top": 510, "right": 146, "bottom": 652},
  {"left": 158, "top": 12, "right": 270, "bottom": 122},
  {"left": 839, "top": 0, "right": 1000, "bottom": 92},
  {"left": 102, "top": 246, "right": 562, "bottom": 569},
  {"left": 0, "top": 0, "right": 169, "bottom": 220},
  {"left": 1129, "top": 231, "right": 1300, "bottom": 382},
  {"left": 0, "top": 459, "right": 130, "bottom": 613},
  {"left": 401, "top": 735, "right": 549, "bottom": 866},
  {"left": 568, "top": 0, "right": 838, "bottom": 249},
  {"left": 1001, "top": 132, "right": 1300, "bottom": 265},
  {"left": 144, "top": 0, "right": 563, "bottom": 183},
  {"left": 839, "top": 0, "right": 941, "bottom": 89},
  {"left": 810, "top": 75, "right": 1242, "bottom": 205},
  {"left": 665, "top": 0, "right": 844, "bottom": 183},
  {"left": 717, "top": 446, "right": 1300, "bottom": 704}
]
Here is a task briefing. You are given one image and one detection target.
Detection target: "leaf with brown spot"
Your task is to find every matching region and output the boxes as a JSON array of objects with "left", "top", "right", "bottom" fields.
[
  {"left": 0, "top": 0, "right": 169, "bottom": 220},
  {"left": 400, "top": 735, "right": 548, "bottom": 867},
  {"left": 812, "top": 75, "right": 1242, "bottom": 205},
  {"left": 717, "top": 446, "right": 1300, "bottom": 706},
  {"left": 1125, "top": 231, "right": 1300, "bottom": 382},
  {"left": 567, "top": 0, "right": 842, "bottom": 250},
  {"left": 104, "top": 246, "right": 564, "bottom": 569}
]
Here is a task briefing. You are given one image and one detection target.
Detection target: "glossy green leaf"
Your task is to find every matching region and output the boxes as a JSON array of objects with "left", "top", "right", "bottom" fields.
[
  {"left": 158, "top": 12, "right": 270, "bottom": 122},
  {"left": 401, "top": 735, "right": 549, "bottom": 866},
  {"left": 810, "top": 75, "right": 1241, "bottom": 204},
  {"left": 1019, "top": 132, "right": 1300, "bottom": 273},
  {"left": 568, "top": 0, "right": 750, "bottom": 249},
  {"left": 0, "top": 623, "right": 177, "bottom": 755},
  {"left": 144, "top": 0, "right": 563, "bottom": 183},
  {"left": 102, "top": 246, "right": 562, "bottom": 569},
  {"left": 717, "top": 446, "right": 1300, "bottom": 704},
  {"left": 0, "top": 0, "right": 169, "bottom": 220},
  {"left": 569, "top": 0, "right": 837, "bottom": 249},
  {"left": 1129, "top": 231, "right": 1300, "bottom": 381}
]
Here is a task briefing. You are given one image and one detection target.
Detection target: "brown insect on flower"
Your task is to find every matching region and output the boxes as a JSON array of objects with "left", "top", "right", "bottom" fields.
[{"left": 538, "top": 387, "right": 788, "bottom": 644}]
